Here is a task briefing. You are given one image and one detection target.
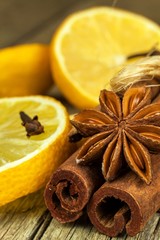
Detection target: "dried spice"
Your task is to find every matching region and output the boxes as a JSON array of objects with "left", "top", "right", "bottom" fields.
[
  {"left": 70, "top": 86, "right": 160, "bottom": 184},
  {"left": 20, "top": 111, "right": 44, "bottom": 137},
  {"left": 44, "top": 55, "right": 160, "bottom": 237},
  {"left": 44, "top": 150, "right": 103, "bottom": 223},
  {"left": 87, "top": 154, "right": 160, "bottom": 237}
]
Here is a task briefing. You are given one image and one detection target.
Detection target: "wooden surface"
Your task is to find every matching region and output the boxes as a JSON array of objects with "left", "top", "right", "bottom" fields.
[{"left": 0, "top": 0, "right": 160, "bottom": 239}]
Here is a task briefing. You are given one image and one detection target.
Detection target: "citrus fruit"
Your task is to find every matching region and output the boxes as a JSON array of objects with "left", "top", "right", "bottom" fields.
[
  {"left": 50, "top": 7, "right": 160, "bottom": 109},
  {"left": 0, "top": 95, "right": 72, "bottom": 206},
  {"left": 0, "top": 44, "right": 53, "bottom": 97}
]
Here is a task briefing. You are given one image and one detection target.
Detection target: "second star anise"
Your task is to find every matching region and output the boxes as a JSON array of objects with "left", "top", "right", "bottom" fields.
[{"left": 69, "top": 86, "right": 160, "bottom": 184}]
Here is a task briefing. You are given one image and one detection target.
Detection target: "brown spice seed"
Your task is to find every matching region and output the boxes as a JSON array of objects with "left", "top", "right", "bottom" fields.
[{"left": 19, "top": 111, "right": 44, "bottom": 137}]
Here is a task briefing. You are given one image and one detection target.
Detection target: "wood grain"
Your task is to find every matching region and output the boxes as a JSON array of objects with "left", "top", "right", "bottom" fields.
[
  {"left": 0, "top": 0, "right": 159, "bottom": 47},
  {"left": 0, "top": 189, "right": 159, "bottom": 240}
]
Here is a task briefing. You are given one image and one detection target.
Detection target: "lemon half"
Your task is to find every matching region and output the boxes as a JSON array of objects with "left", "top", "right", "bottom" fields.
[
  {"left": 0, "top": 95, "right": 71, "bottom": 206},
  {"left": 51, "top": 7, "right": 160, "bottom": 109}
]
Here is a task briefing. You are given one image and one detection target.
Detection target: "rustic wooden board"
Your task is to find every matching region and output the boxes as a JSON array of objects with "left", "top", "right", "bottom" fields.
[
  {"left": 0, "top": 0, "right": 159, "bottom": 48},
  {"left": 0, "top": 0, "right": 160, "bottom": 239},
  {"left": 0, "top": 189, "right": 159, "bottom": 240}
]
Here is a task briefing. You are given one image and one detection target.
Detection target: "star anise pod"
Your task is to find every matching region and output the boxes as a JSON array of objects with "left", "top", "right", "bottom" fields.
[{"left": 69, "top": 86, "right": 160, "bottom": 184}]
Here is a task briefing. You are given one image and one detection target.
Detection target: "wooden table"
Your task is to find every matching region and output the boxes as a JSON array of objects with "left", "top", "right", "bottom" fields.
[{"left": 0, "top": 0, "right": 160, "bottom": 239}]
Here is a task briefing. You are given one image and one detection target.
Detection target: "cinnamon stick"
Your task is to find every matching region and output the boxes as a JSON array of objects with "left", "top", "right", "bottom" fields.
[
  {"left": 44, "top": 150, "right": 104, "bottom": 223},
  {"left": 87, "top": 154, "right": 160, "bottom": 237}
]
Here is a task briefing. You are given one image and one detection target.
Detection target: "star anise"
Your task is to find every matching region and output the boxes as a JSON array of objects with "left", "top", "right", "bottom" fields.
[{"left": 69, "top": 86, "right": 160, "bottom": 184}]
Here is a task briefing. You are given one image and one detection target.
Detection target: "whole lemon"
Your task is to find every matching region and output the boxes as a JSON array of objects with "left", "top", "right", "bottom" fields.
[{"left": 0, "top": 44, "right": 53, "bottom": 97}]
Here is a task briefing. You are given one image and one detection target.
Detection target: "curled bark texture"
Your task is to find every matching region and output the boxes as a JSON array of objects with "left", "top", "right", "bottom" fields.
[
  {"left": 87, "top": 154, "right": 160, "bottom": 237},
  {"left": 44, "top": 151, "right": 104, "bottom": 223}
]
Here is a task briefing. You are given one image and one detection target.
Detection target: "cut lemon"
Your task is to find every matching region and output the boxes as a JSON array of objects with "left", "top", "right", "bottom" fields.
[
  {"left": 0, "top": 96, "right": 71, "bottom": 206},
  {"left": 50, "top": 7, "right": 160, "bottom": 109}
]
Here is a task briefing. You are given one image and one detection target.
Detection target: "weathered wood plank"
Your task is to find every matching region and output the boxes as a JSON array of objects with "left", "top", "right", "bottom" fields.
[
  {"left": 0, "top": 187, "right": 160, "bottom": 239},
  {"left": 39, "top": 214, "right": 109, "bottom": 240},
  {"left": 116, "top": 0, "right": 160, "bottom": 23},
  {"left": 125, "top": 214, "right": 160, "bottom": 240},
  {"left": 0, "top": 0, "right": 114, "bottom": 46},
  {"left": 0, "top": 0, "right": 78, "bottom": 47},
  {"left": 19, "top": 0, "right": 115, "bottom": 44},
  {"left": 0, "top": 189, "right": 46, "bottom": 240},
  {"left": 15, "top": 0, "right": 160, "bottom": 44},
  {"left": 40, "top": 213, "right": 160, "bottom": 240},
  {"left": 0, "top": 0, "right": 159, "bottom": 48}
]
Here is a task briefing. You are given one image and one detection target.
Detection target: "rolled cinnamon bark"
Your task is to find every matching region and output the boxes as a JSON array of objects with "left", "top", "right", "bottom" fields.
[
  {"left": 44, "top": 151, "right": 104, "bottom": 223},
  {"left": 87, "top": 154, "right": 160, "bottom": 237}
]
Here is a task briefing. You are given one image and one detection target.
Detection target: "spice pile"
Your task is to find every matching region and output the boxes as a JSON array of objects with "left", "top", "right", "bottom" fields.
[{"left": 44, "top": 55, "right": 160, "bottom": 237}]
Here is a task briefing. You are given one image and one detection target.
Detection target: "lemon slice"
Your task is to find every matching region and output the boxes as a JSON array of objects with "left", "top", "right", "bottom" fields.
[
  {"left": 0, "top": 95, "right": 71, "bottom": 206},
  {"left": 51, "top": 7, "right": 160, "bottom": 109}
]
